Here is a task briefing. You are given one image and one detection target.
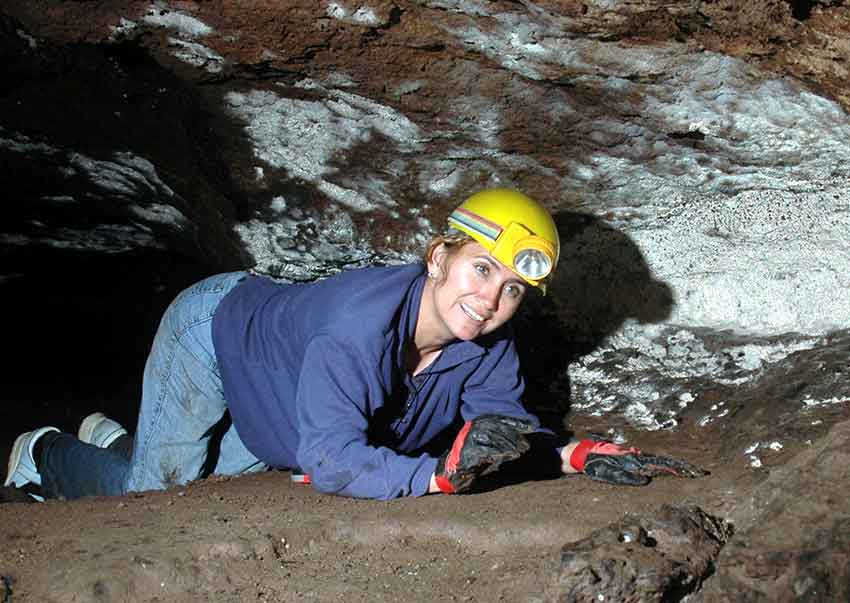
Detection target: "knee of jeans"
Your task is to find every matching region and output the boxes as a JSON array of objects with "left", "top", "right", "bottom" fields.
[{"left": 159, "top": 459, "right": 184, "bottom": 488}]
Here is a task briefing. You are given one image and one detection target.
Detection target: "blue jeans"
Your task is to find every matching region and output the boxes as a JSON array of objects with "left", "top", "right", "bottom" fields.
[{"left": 40, "top": 272, "right": 267, "bottom": 499}]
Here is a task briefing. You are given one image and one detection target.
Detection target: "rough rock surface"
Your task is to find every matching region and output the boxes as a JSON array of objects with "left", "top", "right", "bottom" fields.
[
  {"left": 546, "top": 505, "right": 733, "bottom": 602},
  {"left": 1, "top": 1, "right": 849, "bottom": 601},
  {"left": 693, "top": 418, "right": 850, "bottom": 603}
]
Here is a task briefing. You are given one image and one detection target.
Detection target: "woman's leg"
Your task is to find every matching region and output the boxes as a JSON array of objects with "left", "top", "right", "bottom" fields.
[
  {"left": 125, "top": 271, "right": 254, "bottom": 493},
  {"left": 38, "top": 271, "right": 254, "bottom": 499},
  {"left": 38, "top": 433, "right": 129, "bottom": 499}
]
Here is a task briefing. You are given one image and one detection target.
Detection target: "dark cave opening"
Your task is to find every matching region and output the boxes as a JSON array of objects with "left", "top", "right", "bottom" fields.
[
  {"left": 787, "top": 0, "right": 812, "bottom": 20},
  {"left": 0, "top": 247, "right": 214, "bottom": 462}
]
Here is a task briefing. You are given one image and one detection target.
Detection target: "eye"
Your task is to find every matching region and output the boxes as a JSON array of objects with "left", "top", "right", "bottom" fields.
[
  {"left": 474, "top": 263, "right": 490, "bottom": 277},
  {"left": 504, "top": 283, "right": 525, "bottom": 299}
]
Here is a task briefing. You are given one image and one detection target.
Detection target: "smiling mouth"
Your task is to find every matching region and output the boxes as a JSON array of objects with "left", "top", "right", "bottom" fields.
[{"left": 460, "top": 303, "right": 486, "bottom": 322}]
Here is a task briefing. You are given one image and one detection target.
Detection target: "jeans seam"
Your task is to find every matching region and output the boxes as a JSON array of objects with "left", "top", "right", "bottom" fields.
[{"left": 130, "top": 273, "right": 242, "bottom": 491}]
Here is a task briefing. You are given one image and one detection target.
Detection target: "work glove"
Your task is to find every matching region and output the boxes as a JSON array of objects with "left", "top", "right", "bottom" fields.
[
  {"left": 435, "top": 414, "right": 536, "bottom": 494},
  {"left": 569, "top": 438, "right": 708, "bottom": 486}
]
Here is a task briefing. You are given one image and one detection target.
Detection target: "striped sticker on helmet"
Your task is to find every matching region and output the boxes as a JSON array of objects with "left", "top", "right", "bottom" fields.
[{"left": 448, "top": 207, "right": 503, "bottom": 243}]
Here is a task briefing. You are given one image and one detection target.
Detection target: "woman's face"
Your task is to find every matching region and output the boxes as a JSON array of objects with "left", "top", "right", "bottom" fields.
[{"left": 426, "top": 241, "right": 527, "bottom": 341}]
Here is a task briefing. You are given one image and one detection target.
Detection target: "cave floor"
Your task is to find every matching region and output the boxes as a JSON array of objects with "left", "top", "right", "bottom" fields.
[{"left": 0, "top": 410, "right": 782, "bottom": 602}]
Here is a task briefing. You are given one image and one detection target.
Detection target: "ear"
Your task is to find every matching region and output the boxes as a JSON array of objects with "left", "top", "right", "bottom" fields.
[{"left": 427, "top": 243, "right": 448, "bottom": 278}]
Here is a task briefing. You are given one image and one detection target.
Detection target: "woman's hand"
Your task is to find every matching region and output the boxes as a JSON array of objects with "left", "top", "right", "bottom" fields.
[
  {"left": 561, "top": 438, "right": 708, "bottom": 486},
  {"left": 433, "top": 414, "right": 536, "bottom": 494}
]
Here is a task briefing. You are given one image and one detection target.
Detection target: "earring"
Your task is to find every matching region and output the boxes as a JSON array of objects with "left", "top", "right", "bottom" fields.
[{"left": 427, "top": 271, "right": 434, "bottom": 279}]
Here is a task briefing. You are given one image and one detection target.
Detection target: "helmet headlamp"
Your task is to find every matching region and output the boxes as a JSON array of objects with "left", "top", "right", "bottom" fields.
[
  {"left": 446, "top": 189, "right": 560, "bottom": 293},
  {"left": 514, "top": 247, "right": 552, "bottom": 281},
  {"left": 490, "top": 220, "right": 555, "bottom": 282},
  {"left": 448, "top": 208, "right": 557, "bottom": 287}
]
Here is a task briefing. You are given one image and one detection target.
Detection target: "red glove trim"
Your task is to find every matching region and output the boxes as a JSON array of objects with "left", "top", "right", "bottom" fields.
[
  {"left": 445, "top": 420, "right": 472, "bottom": 474},
  {"left": 435, "top": 475, "right": 455, "bottom": 494},
  {"left": 569, "top": 439, "right": 641, "bottom": 472},
  {"left": 569, "top": 439, "right": 597, "bottom": 472},
  {"left": 436, "top": 420, "right": 473, "bottom": 494}
]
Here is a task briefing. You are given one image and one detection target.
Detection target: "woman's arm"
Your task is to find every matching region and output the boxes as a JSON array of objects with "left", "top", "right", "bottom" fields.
[
  {"left": 295, "top": 335, "right": 438, "bottom": 499},
  {"left": 559, "top": 440, "right": 581, "bottom": 474}
]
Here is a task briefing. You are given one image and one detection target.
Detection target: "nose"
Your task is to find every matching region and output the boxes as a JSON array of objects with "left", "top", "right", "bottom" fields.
[{"left": 478, "top": 279, "right": 502, "bottom": 312}]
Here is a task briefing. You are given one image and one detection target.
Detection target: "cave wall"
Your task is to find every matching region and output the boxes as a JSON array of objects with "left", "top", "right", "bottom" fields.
[{"left": 1, "top": 0, "right": 848, "bottom": 428}]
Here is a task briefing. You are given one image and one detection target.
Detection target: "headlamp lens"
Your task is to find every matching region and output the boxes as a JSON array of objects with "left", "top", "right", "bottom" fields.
[{"left": 514, "top": 248, "right": 552, "bottom": 280}]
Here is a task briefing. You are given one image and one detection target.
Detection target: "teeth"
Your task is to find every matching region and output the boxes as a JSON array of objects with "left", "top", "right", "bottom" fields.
[{"left": 461, "top": 303, "right": 484, "bottom": 322}]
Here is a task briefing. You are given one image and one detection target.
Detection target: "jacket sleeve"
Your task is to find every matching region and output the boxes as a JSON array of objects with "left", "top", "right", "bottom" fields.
[
  {"left": 459, "top": 335, "right": 540, "bottom": 426},
  {"left": 460, "top": 335, "right": 566, "bottom": 455},
  {"left": 294, "top": 335, "right": 438, "bottom": 500}
]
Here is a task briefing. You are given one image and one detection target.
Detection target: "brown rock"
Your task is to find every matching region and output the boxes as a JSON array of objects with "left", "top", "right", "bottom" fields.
[{"left": 546, "top": 505, "right": 733, "bottom": 603}]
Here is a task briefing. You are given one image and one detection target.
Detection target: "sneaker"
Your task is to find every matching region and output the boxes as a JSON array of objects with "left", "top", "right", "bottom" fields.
[
  {"left": 77, "top": 412, "right": 128, "bottom": 449},
  {"left": 4, "top": 426, "right": 60, "bottom": 499}
]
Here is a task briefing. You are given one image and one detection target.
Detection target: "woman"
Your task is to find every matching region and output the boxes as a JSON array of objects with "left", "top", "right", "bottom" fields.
[{"left": 5, "top": 189, "right": 702, "bottom": 501}]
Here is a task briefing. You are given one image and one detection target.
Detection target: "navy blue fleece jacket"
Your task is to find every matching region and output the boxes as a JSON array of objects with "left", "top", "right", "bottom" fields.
[{"left": 212, "top": 264, "right": 543, "bottom": 500}]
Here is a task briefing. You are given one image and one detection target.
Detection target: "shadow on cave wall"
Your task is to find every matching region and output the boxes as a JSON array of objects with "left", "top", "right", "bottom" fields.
[{"left": 514, "top": 211, "right": 674, "bottom": 433}]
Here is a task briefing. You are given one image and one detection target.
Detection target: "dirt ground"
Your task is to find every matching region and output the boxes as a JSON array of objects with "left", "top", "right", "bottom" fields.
[
  {"left": 4, "top": 342, "right": 849, "bottom": 603},
  {"left": 0, "top": 414, "right": 766, "bottom": 603}
]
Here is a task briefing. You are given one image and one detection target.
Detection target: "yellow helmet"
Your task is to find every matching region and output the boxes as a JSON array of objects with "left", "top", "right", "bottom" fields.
[{"left": 448, "top": 188, "right": 560, "bottom": 291}]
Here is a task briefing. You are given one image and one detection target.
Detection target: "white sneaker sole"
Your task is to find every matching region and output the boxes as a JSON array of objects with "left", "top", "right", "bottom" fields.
[
  {"left": 78, "top": 412, "right": 127, "bottom": 448},
  {"left": 5, "top": 427, "right": 58, "bottom": 501},
  {"left": 4, "top": 432, "right": 30, "bottom": 488}
]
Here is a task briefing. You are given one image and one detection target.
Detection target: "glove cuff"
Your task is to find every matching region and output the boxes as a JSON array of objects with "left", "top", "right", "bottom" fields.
[
  {"left": 434, "top": 475, "right": 456, "bottom": 494},
  {"left": 569, "top": 438, "right": 597, "bottom": 472},
  {"left": 434, "top": 420, "right": 473, "bottom": 494}
]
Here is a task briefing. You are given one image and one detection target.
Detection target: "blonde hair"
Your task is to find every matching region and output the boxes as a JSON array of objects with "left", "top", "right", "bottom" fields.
[{"left": 422, "top": 230, "right": 474, "bottom": 284}]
